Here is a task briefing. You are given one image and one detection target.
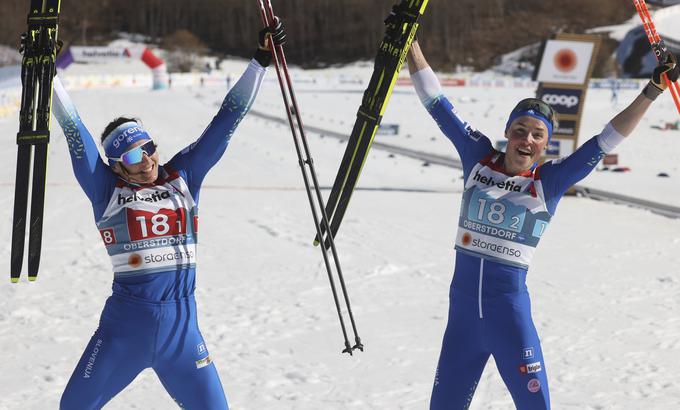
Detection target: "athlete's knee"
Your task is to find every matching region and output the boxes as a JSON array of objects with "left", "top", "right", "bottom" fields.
[
  {"left": 516, "top": 397, "right": 550, "bottom": 410},
  {"left": 173, "top": 392, "right": 229, "bottom": 410},
  {"left": 60, "top": 375, "right": 111, "bottom": 410},
  {"left": 160, "top": 367, "right": 229, "bottom": 410},
  {"left": 514, "top": 380, "right": 550, "bottom": 410},
  {"left": 60, "top": 386, "right": 99, "bottom": 410}
]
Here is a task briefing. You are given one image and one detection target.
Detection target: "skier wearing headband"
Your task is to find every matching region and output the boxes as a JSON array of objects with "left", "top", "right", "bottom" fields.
[
  {"left": 54, "top": 21, "right": 285, "bottom": 409},
  {"left": 407, "top": 39, "right": 678, "bottom": 409}
]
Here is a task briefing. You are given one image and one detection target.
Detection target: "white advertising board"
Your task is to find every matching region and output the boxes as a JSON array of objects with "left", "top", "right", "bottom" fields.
[{"left": 536, "top": 40, "right": 596, "bottom": 85}]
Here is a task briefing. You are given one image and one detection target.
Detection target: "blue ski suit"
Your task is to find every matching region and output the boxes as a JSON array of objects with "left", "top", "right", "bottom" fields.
[
  {"left": 53, "top": 60, "right": 266, "bottom": 410},
  {"left": 412, "top": 67, "right": 622, "bottom": 410}
]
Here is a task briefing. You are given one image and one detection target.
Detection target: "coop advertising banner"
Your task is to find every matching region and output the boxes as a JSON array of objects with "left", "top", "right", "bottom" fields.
[
  {"left": 536, "top": 40, "right": 595, "bottom": 85},
  {"left": 537, "top": 87, "right": 583, "bottom": 116}
]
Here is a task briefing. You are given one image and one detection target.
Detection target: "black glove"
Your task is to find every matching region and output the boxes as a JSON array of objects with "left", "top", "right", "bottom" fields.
[
  {"left": 643, "top": 42, "right": 680, "bottom": 100},
  {"left": 384, "top": 3, "right": 418, "bottom": 44},
  {"left": 258, "top": 17, "right": 286, "bottom": 50},
  {"left": 384, "top": 3, "right": 408, "bottom": 26},
  {"left": 19, "top": 32, "right": 63, "bottom": 57},
  {"left": 254, "top": 17, "right": 286, "bottom": 67}
]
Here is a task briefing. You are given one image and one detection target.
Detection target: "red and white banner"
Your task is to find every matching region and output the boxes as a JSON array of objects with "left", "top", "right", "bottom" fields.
[{"left": 58, "top": 46, "right": 168, "bottom": 90}]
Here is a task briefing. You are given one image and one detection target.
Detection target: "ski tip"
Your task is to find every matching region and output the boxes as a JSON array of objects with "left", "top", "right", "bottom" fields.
[
  {"left": 10, "top": 277, "right": 19, "bottom": 284},
  {"left": 28, "top": 276, "right": 37, "bottom": 282},
  {"left": 313, "top": 239, "right": 320, "bottom": 247}
]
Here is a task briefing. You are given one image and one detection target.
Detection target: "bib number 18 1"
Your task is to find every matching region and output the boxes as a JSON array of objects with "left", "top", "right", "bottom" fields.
[{"left": 127, "top": 208, "right": 187, "bottom": 241}]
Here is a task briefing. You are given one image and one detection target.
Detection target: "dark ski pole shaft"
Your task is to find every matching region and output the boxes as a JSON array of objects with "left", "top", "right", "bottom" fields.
[{"left": 257, "top": 0, "right": 362, "bottom": 354}]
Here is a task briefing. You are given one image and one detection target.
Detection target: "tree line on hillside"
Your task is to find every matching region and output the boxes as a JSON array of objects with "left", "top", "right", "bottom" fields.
[{"left": 0, "top": 0, "right": 633, "bottom": 72}]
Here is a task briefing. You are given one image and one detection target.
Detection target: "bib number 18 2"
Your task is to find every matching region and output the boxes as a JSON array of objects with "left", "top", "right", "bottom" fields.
[{"left": 473, "top": 197, "right": 523, "bottom": 231}]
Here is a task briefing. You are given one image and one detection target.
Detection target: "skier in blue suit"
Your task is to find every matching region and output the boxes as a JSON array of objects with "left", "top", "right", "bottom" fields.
[
  {"left": 407, "top": 39, "right": 678, "bottom": 409},
  {"left": 54, "top": 21, "right": 285, "bottom": 410}
]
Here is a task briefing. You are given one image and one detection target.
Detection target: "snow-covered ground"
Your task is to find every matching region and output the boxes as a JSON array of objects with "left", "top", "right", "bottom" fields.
[{"left": 1, "top": 48, "right": 680, "bottom": 410}]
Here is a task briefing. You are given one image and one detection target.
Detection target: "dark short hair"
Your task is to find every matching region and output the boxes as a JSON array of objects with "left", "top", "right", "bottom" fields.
[{"left": 101, "top": 117, "right": 140, "bottom": 144}]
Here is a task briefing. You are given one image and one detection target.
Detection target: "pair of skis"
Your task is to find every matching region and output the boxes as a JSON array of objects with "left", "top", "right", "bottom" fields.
[
  {"left": 257, "top": 0, "right": 362, "bottom": 355},
  {"left": 314, "top": 0, "right": 429, "bottom": 249},
  {"left": 633, "top": 0, "right": 680, "bottom": 114},
  {"left": 11, "top": 0, "right": 61, "bottom": 283}
]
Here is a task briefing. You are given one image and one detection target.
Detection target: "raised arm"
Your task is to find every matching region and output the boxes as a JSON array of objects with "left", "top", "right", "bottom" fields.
[
  {"left": 407, "top": 40, "right": 430, "bottom": 75},
  {"left": 407, "top": 41, "right": 493, "bottom": 178},
  {"left": 52, "top": 76, "right": 114, "bottom": 207},
  {"left": 540, "top": 49, "right": 680, "bottom": 206},
  {"left": 168, "top": 19, "right": 286, "bottom": 190},
  {"left": 611, "top": 45, "right": 678, "bottom": 137},
  {"left": 609, "top": 94, "right": 653, "bottom": 137},
  {"left": 407, "top": 41, "right": 442, "bottom": 108}
]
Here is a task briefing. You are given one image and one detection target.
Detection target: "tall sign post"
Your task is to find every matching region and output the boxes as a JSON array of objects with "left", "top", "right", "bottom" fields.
[{"left": 535, "top": 33, "right": 601, "bottom": 159}]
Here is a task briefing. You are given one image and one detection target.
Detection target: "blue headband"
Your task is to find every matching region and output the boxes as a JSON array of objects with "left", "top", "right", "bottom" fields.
[
  {"left": 103, "top": 121, "right": 152, "bottom": 160},
  {"left": 505, "top": 109, "right": 553, "bottom": 139}
]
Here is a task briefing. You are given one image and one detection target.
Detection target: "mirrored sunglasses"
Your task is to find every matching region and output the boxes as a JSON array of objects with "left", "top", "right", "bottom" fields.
[{"left": 109, "top": 140, "right": 157, "bottom": 165}]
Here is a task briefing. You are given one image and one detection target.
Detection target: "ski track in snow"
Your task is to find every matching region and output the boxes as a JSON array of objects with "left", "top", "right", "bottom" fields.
[{"left": 0, "top": 61, "right": 679, "bottom": 409}]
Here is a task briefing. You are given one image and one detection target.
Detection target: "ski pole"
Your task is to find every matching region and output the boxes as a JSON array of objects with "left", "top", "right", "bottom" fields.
[
  {"left": 257, "top": 0, "right": 363, "bottom": 355},
  {"left": 633, "top": 0, "right": 680, "bottom": 114},
  {"left": 635, "top": 0, "right": 680, "bottom": 103}
]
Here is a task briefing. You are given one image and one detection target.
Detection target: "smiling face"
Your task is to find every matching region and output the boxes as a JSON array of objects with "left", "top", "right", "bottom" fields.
[
  {"left": 111, "top": 140, "right": 160, "bottom": 185},
  {"left": 503, "top": 116, "right": 550, "bottom": 175}
]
